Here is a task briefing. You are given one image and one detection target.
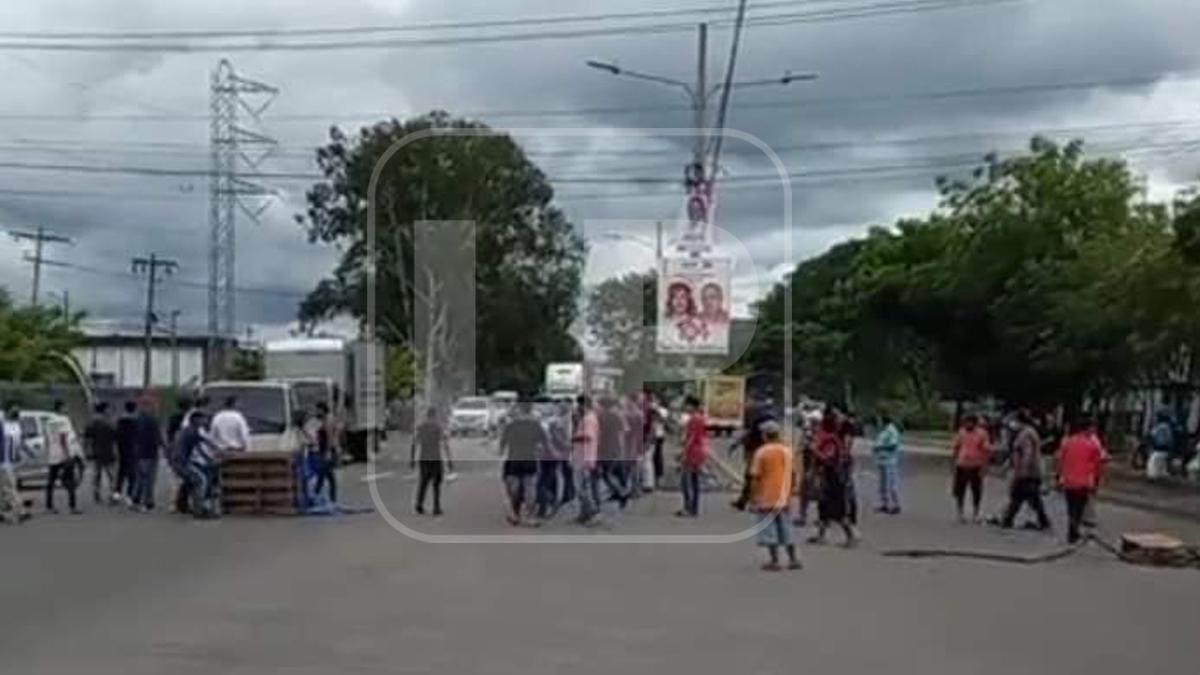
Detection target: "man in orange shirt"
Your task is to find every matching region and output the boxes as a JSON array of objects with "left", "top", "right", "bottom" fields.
[
  {"left": 1056, "top": 417, "right": 1108, "bottom": 544},
  {"left": 950, "top": 415, "right": 991, "bottom": 523},
  {"left": 749, "top": 421, "right": 801, "bottom": 571}
]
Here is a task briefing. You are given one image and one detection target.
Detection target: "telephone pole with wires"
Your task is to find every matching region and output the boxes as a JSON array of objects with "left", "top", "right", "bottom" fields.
[
  {"left": 8, "top": 226, "right": 73, "bottom": 306},
  {"left": 586, "top": 18, "right": 816, "bottom": 253},
  {"left": 133, "top": 253, "right": 178, "bottom": 389}
]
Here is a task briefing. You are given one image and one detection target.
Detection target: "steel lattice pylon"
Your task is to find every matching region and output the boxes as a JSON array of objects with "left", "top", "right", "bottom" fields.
[{"left": 208, "top": 58, "right": 278, "bottom": 340}]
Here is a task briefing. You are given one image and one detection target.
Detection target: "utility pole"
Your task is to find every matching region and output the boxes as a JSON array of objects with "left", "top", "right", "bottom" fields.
[
  {"left": 169, "top": 309, "right": 182, "bottom": 389},
  {"left": 693, "top": 23, "right": 708, "bottom": 169},
  {"left": 9, "top": 226, "right": 73, "bottom": 306},
  {"left": 48, "top": 290, "right": 70, "bottom": 318},
  {"left": 132, "top": 253, "right": 178, "bottom": 390}
]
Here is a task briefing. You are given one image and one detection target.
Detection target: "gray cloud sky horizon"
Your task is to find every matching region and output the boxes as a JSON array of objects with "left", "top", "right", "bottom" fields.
[{"left": 1, "top": 0, "right": 1198, "bottom": 338}]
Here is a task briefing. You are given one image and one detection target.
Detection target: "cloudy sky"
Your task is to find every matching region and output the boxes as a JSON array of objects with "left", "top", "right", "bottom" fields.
[{"left": 1, "top": 0, "right": 1198, "bottom": 340}]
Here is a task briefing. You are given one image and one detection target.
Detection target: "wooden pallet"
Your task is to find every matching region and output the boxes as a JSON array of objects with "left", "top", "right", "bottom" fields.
[
  {"left": 219, "top": 452, "right": 299, "bottom": 516},
  {"left": 1120, "top": 532, "right": 1200, "bottom": 567}
]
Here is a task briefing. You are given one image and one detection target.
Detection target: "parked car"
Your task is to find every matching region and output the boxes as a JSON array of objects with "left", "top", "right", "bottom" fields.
[
  {"left": 449, "top": 396, "right": 494, "bottom": 436},
  {"left": 14, "top": 410, "right": 83, "bottom": 490}
]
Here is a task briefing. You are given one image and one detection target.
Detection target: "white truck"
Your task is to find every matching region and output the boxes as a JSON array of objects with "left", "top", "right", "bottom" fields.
[
  {"left": 544, "top": 363, "right": 585, "bottom": 401},
  {"left": 264, "top": 338, "right": 387, "bottom": 461},
  {"left": 199, "top": 380, "right": 304, "bottom": 453}
]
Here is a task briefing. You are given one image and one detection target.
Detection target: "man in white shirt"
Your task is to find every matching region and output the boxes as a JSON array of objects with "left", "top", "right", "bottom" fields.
[
  {"left": 1, "top": 404, "right": 31, "bottom": 523},
  {"left": 209, "top": 396, "right": 252, "bottom": 453},
  {"left": 45, "top": 403, "right": 82, "bottom": 514}
]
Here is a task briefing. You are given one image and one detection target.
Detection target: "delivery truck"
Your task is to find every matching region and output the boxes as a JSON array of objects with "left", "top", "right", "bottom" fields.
[{"left": 264, "top": 338, "right": 387, "bottom": 461}]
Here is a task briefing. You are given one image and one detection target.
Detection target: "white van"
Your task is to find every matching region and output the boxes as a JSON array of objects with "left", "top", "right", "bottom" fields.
[
  {"left": 14, "top": 410, "right": 83, "bottom": 489},
  {"left": 200, "top": 381, "right": 303, "bottom": 453}
]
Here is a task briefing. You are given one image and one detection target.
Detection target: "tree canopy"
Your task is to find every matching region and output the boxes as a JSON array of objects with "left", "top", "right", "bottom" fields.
[
  {"left": 297, "top": 112, "right": 585, "bottom": 397},
  {"left": 749, "top": 137, "right": 1200, "bottom": 415},
  {"left": 0, "top": 289, "right": 85, "bottom": 383}
]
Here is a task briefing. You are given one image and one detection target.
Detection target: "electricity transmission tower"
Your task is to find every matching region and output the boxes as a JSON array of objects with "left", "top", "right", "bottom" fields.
[{"left": 208, "top": 58, "right": 278, "bottom": 345}]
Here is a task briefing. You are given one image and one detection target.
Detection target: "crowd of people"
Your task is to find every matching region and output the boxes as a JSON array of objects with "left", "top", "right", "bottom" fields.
[
  {"left": 0, "top": 393, "right": 339, "bottom": 524},
  {"left": 0, "top": 384, "right": 1126, "bottom": 563},
  {"left": 408, "top": 390, "right": 1119, "bottom": 569}
]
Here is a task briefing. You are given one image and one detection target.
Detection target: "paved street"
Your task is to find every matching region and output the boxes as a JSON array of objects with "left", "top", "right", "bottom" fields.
[{"left": 3, "top": 436, "right": 1198, "bottom": 675}]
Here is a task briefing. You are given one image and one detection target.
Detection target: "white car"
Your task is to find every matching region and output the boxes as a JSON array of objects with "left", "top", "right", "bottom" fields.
[
  {"left": 449, "top": 396, "right": 494, "bottom": 436},
  {"left": 14, "top": 411, "right": 83, "bottom": 489}
]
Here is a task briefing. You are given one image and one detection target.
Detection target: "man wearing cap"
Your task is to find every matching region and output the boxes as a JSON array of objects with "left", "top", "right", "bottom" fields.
[{"left": 749, "top": 421, "right": 801, "bottom": 571}]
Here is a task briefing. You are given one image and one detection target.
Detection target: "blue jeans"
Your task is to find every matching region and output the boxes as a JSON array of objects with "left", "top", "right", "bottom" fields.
[
  {"left": 134, "top": 458, "right": 158, "bottom": 508},
  {"left": 680, "top": 468, "right": 701, "bottom": 515},
  {"left": 877, "top": 462, "right": 900, "bottom": 511},
  {"left": 537, "top": 460, "right": 561, "bottom": 516},
  {"left": 755, "top": 510, "right": 793, "bottom": 548},
  {"left": 184, "top": 463, "right": 216, "bottom": 516},
  {"left": 575, "top": 467, "right": 599, "bottom": 521}
]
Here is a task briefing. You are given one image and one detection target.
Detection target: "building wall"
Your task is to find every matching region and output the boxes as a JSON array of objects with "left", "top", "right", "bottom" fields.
[{"left": 72, "top": 344, "right": 205, "bottom": 388}]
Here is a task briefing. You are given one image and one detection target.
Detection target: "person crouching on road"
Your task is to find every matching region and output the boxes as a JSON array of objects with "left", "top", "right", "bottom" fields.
[
  {"left": 872, "top": 412, "right": 902, "bottom": 515},
  {"left": 1056, "top": 417, "right": 1108, "bottom": 544},
  {"left": 499, "top": 402, "right": 548, "bottom": 527},
  {"left": 749, "top": 421, "right": 801, "bottom": 571}
]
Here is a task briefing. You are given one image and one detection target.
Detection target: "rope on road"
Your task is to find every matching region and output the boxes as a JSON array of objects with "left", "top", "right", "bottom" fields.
[
  {"left": 883, "top": 532, "right": 1200, "bottom": 569},
  {"left": 882, "top": 542, "right": 1086, "bottom": 565}
]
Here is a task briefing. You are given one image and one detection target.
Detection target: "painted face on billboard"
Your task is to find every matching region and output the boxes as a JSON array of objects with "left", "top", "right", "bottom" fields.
[
  {"left": 666, "top": 281, "right": 695, "bottom": 318},
  {"left": 700, "top": 282, "right": 726, "bottom": 322}
]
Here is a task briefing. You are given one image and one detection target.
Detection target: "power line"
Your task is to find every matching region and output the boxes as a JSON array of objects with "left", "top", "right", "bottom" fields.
[
  {"left": 0, "top": 0, "right": 839, "bottom": 40},
  {"left": 0, "top": 135, "right": 1196, "bottom": 203},
  {"left": 39, "top": 258, "right": 308, "bottom": 299},
  {"left": 0, "top": 1, "right": 1020, "bottom": 52},
  {"left": 1, "top": 69, "right": 1194, "bottom": 125},
  {"left": 0, "top": 160, "right": 317, "bottom": 181},
  {"left": 5, "top": 116, "right": 1200, "bottom": 159}
]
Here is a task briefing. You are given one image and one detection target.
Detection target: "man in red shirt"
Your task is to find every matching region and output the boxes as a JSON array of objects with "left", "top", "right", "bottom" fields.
[
  {"left": 1056, "top": 417, "right": 1108, "bottom": 544},
  {"left": 950, "top": 415, "right": 991, "bottom": 523},
  {"left": 676, "top": 396, "right": 708, "bottom": 517}
]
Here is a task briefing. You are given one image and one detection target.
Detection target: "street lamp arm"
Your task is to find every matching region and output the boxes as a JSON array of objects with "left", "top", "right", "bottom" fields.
[
  {"left": 706, "top": 70, "right": 819, "bottom": 99},
  {"left": 585, "top": 59, "right": 697, "bottom": 102}
]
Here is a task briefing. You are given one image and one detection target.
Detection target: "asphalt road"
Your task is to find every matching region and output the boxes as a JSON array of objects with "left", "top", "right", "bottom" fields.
[{"left": 3, "top": 435, "right": 1198, "bottom": 675}]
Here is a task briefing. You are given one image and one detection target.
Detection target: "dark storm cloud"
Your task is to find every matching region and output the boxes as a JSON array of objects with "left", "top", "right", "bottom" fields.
[{"left": 2, "top": 0, "right": 1200, "bottom": 328}]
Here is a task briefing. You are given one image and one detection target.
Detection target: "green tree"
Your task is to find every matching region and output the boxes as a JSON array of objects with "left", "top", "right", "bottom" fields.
[
  {"left": 226, "top": 348, "right": 264, "bottom": 381},
  {"left": 297, "top": 112, "right": 585, "bottom": 401},
  {"left": 586, "top": 271, "right": 656, "bottom": 389},
  {"left": 0, "top": 288, "right": 84, "bottom": 382},
  {"left": 749, "top": 137, "right": 1191, "bottom": 416}
]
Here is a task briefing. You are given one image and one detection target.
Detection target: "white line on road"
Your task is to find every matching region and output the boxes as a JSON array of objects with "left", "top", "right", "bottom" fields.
[{"left": 361, "top": 471, "right": 396, "bottom": 483}]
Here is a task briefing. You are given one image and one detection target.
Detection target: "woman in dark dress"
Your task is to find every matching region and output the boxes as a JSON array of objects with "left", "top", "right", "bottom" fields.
[{"left": 808, "top": 411, "right": 859, "bottom": 547}]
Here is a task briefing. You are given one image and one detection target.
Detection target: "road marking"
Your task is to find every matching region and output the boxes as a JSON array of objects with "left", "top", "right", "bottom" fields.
[{"left": 361, "top": 471, "right": 395, "bottom": 483}]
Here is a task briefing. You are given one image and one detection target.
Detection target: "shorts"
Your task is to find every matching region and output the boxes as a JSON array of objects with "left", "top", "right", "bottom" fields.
[{"left": 754, "top": 510, "right": 793, "bottom": 548}]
